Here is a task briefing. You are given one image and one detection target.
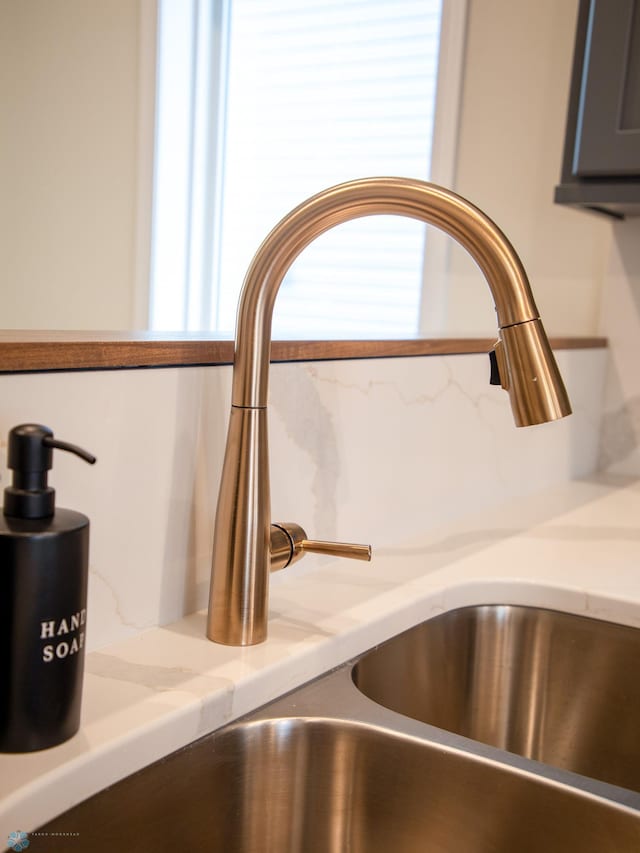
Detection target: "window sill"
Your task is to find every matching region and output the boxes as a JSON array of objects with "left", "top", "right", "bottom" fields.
[{"left": 0, "top": 331, "right": 607, "bottom": 373}]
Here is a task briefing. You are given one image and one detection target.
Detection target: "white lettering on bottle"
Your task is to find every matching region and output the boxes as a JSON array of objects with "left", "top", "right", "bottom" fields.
[{"left": 40, "top": 610, "right": 87, "bottom": 663}]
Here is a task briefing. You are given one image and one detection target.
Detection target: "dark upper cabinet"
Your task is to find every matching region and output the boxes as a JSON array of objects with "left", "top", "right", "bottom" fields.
[{"left": 555, "top": 0, "right": 640, "bottom": 218}]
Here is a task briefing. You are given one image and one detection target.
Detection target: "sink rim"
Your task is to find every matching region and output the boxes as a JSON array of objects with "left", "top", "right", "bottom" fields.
[
  {"left": 349, "top": 602, "right": 640, "bottom": 810},
  {"left": 271, "top": 664, "right": 640, "bottom": 815}
]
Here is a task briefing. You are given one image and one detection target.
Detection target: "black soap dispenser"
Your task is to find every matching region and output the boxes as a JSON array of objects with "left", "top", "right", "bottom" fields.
[{"left": 0, "top": 424, "right": 96, "bottom": 752}]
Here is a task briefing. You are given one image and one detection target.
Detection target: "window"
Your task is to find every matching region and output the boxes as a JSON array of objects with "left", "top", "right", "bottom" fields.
[{"left": 150, "top": 0, "right": 467, "bottom": 336}]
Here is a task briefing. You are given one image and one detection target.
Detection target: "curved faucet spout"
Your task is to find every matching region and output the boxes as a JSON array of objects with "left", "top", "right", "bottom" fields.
[
  {"left": 207, "top": 177, "right": 571, "bottom": 645},
  {"left": 234, "top": 177, "right": 536, "bottom": 407}
]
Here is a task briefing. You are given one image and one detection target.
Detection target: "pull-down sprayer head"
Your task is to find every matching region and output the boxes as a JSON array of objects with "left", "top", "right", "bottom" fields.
[{"left": 494, "top": 320, "right": 571, "bottom": 427}]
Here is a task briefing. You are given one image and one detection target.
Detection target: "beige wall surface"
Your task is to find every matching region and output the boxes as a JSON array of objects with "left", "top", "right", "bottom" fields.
[
  {"left": 449, "top": 0, "right": 612, "bottom": 335},
  {"left": 0, "top": 0, "right": 141, "bottom": 330}
]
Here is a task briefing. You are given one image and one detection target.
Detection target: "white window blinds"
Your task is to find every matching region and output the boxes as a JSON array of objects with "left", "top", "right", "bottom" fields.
[{"left": 151, "top": 0, "right": 445, "bottom": 336}]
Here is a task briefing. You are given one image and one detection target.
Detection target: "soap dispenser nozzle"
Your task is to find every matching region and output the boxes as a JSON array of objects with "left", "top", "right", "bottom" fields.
[{"left": 4, "top": 424, "right": 96, "bottom": 520}]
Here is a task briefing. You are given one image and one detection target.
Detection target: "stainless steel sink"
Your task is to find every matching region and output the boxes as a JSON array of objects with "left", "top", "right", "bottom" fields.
[
  {"left": 35, "top": 606, "right": 640, "bottom": 852},
  {"left": 353, "top": 604, "right": 640, "bottom": 793}
]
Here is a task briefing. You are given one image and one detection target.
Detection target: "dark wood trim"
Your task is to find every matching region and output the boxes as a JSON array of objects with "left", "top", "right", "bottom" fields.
[{"left": 0, "top": 332, "right": 607, "bottom": 373}]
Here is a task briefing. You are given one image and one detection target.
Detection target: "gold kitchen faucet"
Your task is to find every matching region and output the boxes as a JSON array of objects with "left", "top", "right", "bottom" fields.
[{"left": 207, "top": 178, "right": 572, "bottom": 646}]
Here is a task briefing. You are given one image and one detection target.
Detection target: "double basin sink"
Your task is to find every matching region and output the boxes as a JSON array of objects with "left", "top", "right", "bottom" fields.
[{"left": 38, "top": 605, "right": 640, "bottom": 851}]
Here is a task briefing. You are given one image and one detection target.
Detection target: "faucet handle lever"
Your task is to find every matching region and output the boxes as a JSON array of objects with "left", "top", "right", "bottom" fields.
[
  {"left": 299, "top": 538, "right": 372, "bottom": 561},
  {"left": 489, "top": 340, "right": 508, "bottom": 390},
  {"left": 270, "top": 522, "right": 371, "bottom": 572}
]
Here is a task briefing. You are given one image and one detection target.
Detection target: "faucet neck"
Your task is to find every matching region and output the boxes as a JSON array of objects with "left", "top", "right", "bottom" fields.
[{"left": 231, "top": 177, "right": 539, "bottom": 408}]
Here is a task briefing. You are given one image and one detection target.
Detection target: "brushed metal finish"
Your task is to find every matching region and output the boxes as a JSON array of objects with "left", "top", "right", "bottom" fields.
[
  {"left": 40, "top": 720, "right": 640, "bottom": 852},
  {"left": 269, "top": 523, "right": 295, "bottom": 572},
  {"left": 354, "top": 605, "right": 640, "bottom": 793},
  {"left": 270, "top": 521, "right": 372, "bottom": 572},
  {"left": 40, "top": 622, "right": 640, "bottom": 852},
  {"left": 208, "top": 407, "right": 270, "bottom": 645},
  {"left": 499, "top": 320, "right": 571, "bottom": 425},
  {"left": 297, "top": 538, "right": 372, "bottom": 561},
  {"left": 208, "top": 177, "right": 572, "bottom": 645}
]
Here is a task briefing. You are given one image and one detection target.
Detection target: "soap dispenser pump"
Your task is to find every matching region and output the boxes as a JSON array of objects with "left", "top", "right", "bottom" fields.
[{"left": 0, "top": 424, "right": 96, "bottom": 752}]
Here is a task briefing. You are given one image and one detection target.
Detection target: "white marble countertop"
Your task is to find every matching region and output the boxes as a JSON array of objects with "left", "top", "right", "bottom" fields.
[{"left": 2, "top": 473, "right": 640, "bottom": 840}]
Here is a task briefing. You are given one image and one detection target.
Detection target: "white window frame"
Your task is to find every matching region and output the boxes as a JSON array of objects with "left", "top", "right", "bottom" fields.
[
  {"left": 141, "top": 0, "right": 469, "bottom": 335},
  {"left": 419, "top": 0, "right": 468, "bottom": 334}
]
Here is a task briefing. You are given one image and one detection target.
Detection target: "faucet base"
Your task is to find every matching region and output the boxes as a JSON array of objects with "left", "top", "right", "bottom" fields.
[{"left": 207, "top": 406, "right": 270, "bottom": 646}]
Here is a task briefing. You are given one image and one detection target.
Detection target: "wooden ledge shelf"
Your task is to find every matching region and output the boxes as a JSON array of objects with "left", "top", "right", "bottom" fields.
[{"left": 0, "top": 332, "right": 607, "bottom": 373}]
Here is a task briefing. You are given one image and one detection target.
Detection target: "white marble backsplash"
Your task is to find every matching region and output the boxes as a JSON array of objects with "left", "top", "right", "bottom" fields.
[
  {"left": 0, "top": 349, "right": 605, "bottom": 651},
  {"left": 599, "top": 219, "right": 640, "bottom": 474}
]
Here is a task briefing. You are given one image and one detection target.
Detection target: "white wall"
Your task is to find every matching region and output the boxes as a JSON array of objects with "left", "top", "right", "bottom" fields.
[
  {"left": 449, "top": 0, "right": 612, "bottom": 335},
  {"left": 0, "top": 0, "right": 146, "bottom": 330}
]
